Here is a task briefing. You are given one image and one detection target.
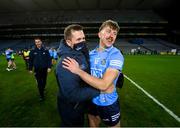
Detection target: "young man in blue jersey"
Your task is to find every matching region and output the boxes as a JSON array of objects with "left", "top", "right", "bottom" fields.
[
  {"left": 52, "top": 48, "right": 58, "bottom": 64},
  {"left": 5, "top": 48, "right": 13, "bottom": 71},
  {"left": 62, "top": 20, "right": 124, "bottom": 127},
  {"left": 5, "top": 48, "right": 16, "bottom": 71}
]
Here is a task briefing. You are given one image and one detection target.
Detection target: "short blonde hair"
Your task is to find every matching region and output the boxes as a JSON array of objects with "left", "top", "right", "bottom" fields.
[{"left": 99, "top": 20, "right": 120, "bottom": 32}]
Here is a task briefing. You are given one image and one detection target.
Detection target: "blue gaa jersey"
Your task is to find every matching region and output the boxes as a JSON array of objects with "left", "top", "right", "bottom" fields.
[
  {"left": 49, "top": 49, "right": 53, "bottom": 57},
  {"left": 5, "top": 49, "right": 12, "bottom": 59},
  {"left": 90, "top": 46, "right": 124, "bottom": 106}
]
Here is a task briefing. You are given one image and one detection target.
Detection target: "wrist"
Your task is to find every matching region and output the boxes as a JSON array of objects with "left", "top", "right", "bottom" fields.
[{"left": 77, "top": 68, "right": 82, "bottom": 76}]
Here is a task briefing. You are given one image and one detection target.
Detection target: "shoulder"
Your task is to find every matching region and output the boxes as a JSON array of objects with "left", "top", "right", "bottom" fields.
[
  {"left": 108, "top": 47, "right": 124, "bottom": 65},
  {"left": 56, "top": 55, "right": 79, "bottom": 77},
  {"left": 58, "top": 54, "right": 74, "bottom": 64},
  {"left": 107, "top": 47, "right": 124, "bottom": 70},
  {"left": 89, "top": 48, "right": 97, "bottom": 56},
  {"left": 30, "top": 49, "right": 35, "bottom": 53},
  {"left": 44, "top": 47, "right": 49, "bottom": 51},
  {"left": 110, "top": 47, "right": 120, "bottom": 53},
  {"left": 45, "top": 49, "right": 50, "bottom": 54},
  {"left": 109, "top": 47, "right": 123, "bottom": 58}
]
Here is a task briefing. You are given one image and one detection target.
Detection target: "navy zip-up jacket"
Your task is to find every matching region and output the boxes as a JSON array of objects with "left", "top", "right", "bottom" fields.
[
  {"left": 29, "top": 47, "right": 51, "bottom": 70},
  {"left": 56, "top": 41, "right": 100, "bottom": 103}
]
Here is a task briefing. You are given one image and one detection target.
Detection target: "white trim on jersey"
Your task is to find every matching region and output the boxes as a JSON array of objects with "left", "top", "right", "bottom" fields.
[{"left": 110, "top": 60, "right": 123, "bottom": 68}]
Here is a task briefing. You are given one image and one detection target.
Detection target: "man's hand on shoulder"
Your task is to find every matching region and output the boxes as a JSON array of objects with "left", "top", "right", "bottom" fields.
[{"left": 62, "top": 57, "right": 81, "bottom": 75}]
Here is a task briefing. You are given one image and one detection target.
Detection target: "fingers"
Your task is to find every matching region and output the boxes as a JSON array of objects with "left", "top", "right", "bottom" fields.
[
  {"left": 63, "top": 57, "right": 77, "bottom": 65},
  {"left": 62, "top": 61, "right": 70, "bottom": 67},
  {"left": 62, "top": 57, "right": 73, "bottom": 70},
  {"left": 62, "top": 64, "right": 72, "bottom": 72},
  {"left": 66, "top": 57, "right": 72, "bottom": 60},
  {"left": 62, "top": 57, "right": 79, "bottom": 72},
  {"left": 62, "top": 65, "right": 69, "bottom": 70},
  {"left": 63, "top": 58, "right": 72, "bottom": 64},
  {"left": 66, "top": 57, "right": 77, "bottom": 64},
  {"left": 65, "top": 57, "right": 74, "bottom": 62}
]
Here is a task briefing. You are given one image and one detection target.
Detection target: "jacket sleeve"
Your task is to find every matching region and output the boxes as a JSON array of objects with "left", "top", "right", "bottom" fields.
[
  {"left": 56, "top": 60, "right": 100, "bottom": 103},
  {"left": 29, "top": 50, "right": 33, "bottom": 70}
]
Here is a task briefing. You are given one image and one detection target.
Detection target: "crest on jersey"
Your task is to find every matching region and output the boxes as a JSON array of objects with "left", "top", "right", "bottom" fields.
[{"left": 101, "top": 59, "right": 106, "bottom": 65}]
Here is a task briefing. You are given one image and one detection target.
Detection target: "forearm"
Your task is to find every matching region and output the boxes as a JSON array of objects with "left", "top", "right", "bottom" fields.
[
  {"left": 77, "top": 69, "right": 110, "bottom": 91},
  {"left": 62, "top": 57, "right": 117, "bottom": 91},
  {"left": 56, "top": 69, "right": 100, "bottom": 103}
]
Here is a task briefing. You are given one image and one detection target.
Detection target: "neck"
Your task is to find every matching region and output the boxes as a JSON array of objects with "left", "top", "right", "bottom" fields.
[
  {"left": 98, "top": 41, "right": 106, "bottom": 51},
  {"left": 98, "top": 45, "right": 106, "bottom": 51}
]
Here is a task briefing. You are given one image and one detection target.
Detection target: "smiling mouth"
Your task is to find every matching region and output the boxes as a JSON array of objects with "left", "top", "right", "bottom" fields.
[{"left": 107, "top": 38, "right": 113, "bottom": 42}]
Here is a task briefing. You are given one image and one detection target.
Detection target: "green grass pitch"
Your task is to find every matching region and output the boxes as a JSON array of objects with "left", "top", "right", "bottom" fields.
[{"left": 0, "top": 55, "right": 179, "bottom": 126}]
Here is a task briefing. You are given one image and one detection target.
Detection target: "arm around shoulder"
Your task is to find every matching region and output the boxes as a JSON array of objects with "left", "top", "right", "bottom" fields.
[{"left": 56, "top": 61, "right": 100, "bottom": 103}]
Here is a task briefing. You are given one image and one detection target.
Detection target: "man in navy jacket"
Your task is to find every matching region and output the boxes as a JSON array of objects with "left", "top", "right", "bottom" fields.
[
  {"left": 29, "top": 37, "right": 51, "bottom": 101},
  {"left": 55, "top": 24, "right": 100, "bottom": 127}
]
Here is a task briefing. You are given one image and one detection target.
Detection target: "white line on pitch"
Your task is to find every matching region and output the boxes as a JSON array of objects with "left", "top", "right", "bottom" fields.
[{"left": 124, "top": 74, "right": 180, "bottom": 123}]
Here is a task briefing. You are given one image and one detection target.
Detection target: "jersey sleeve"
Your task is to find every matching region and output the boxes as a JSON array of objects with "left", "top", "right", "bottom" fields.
[{"left": 108, "top": 50, "right": 124, "bottom": 71}]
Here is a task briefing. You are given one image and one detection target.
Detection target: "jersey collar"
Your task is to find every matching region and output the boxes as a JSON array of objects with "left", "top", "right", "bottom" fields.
[{"left": 96, "top": 45, "right": 113, "bottom": 52}]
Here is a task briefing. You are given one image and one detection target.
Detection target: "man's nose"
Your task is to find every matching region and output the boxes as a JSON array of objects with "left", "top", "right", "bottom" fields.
[{"left": 109, "top": 32, "right": 114, "bottom": 38}]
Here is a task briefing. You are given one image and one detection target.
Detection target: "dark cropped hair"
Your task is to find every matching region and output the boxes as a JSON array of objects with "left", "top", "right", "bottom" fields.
[
  {"left": 34, "top": 37, "right": 42, "bottom": 41},
  {"left": 99, "top": 20, "right": 120, "bottom": 32},
  {"left": 64, "top": 24, "right": 84, "bottom": 40}
]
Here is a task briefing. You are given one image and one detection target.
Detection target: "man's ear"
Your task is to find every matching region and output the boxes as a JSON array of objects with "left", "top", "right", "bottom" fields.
[
  {"left": 98, "top": 32, "right": 101, "bottom": 38},
  {"left": 66, "top": 40, "right": 73, "bottom": 48}
]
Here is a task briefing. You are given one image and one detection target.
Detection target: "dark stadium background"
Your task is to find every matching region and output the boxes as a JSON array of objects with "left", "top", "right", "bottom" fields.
[
  {"left": 0, "top": 0, "right": 179, "bottom": 52},
  {"left": 0, "top": 0, "right": 179, "bottom": 127}
]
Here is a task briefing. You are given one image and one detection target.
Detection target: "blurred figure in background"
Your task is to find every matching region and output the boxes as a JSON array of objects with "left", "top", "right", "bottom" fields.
[
  {"left": 52, "top": 48, "right": 58, "bottom": 64},
  {"left": 23, "top": 48, "right": 30, "bottom": 70},
  {"left": 29, "top": 37, "right": 52, "bottom": 101},
  {"left": 5, "top": 48, "right": 16, "bottom": 71}
]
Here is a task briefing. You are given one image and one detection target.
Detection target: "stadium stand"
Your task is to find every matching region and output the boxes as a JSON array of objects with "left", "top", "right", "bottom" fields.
[
  {"left": 115, "top": 39, "right": 148, "bottom": 54},
  {"left": 0, "top": 39, "right": 34, "bottom": 53},
  {"left": 0, "top": 10, "right": 168, "bottom": 39},
  {"left": 0, "top": 10, "right": 179, "bottom": 55}
]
